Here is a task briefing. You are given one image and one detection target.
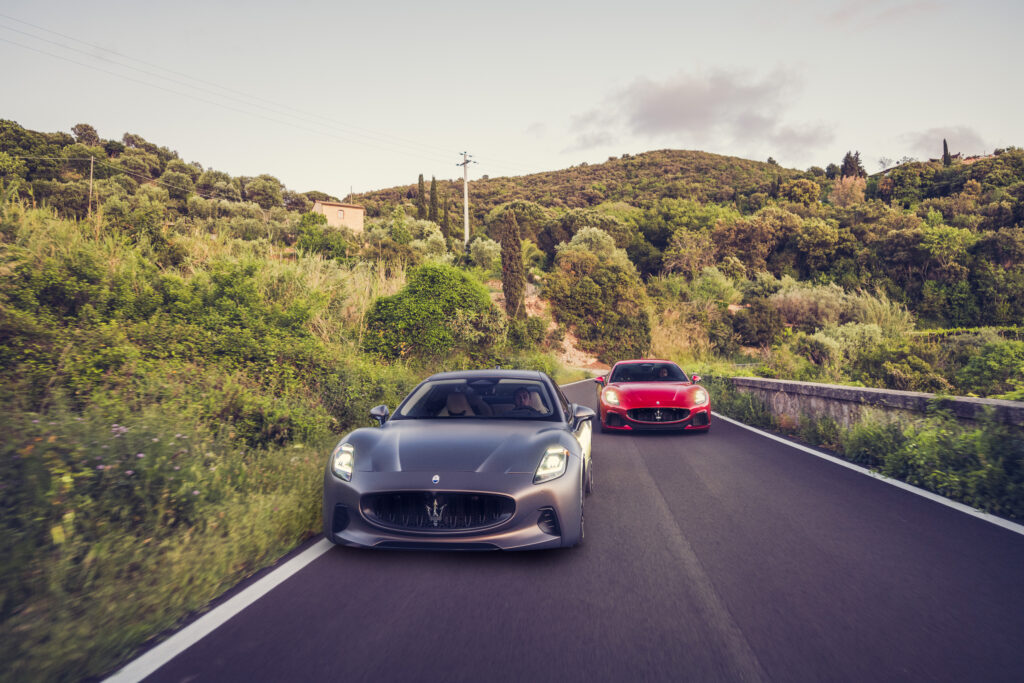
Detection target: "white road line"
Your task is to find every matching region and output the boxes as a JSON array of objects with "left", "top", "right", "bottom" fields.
[
  {"left": 560, "top": 377, "right": 598, "bottom": 387},
  {"left": 110, "top": 378, "right": 594, "bottom": 679},
  {"left": 713, "top": 412, "right": 1024, "bottom": 538},
  {"left": 104, "top": 539, "right": 333, "bottom": 683}
]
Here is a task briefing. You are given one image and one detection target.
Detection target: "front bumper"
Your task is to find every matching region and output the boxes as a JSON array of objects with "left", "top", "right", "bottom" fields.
[
  {"left": 601, "top": 403, "right": 711, "bottom": 431},
  {"left": 322, "top": 466, "right": 581, "bottom": 550}
]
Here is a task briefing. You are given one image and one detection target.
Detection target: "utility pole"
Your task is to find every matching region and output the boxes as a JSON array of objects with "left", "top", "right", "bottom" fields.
[
  {"left": 456, "top": 152, "right": 476, "bottom": 250},
  {"left": 87, "top": 156, "right": 94, "bottom": 219}
]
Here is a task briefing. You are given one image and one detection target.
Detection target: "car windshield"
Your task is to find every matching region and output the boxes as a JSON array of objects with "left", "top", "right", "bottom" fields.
[
  {"left": 609, "top": 363, "right": 688, "bottom": 383},
  {"left": 395, "top": 378, "right": 558, "bottom": 420}
]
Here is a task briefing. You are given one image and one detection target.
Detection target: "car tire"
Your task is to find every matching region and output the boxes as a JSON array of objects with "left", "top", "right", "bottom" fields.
[
  {"left": 585, "top": 460, "right": 594, "bottom": 495},
  {"left": 565, "top": 481, "right": 585, "bottom": 548},
  {"left": 599, "top": 420, "right": 610, "bottom": 434}
]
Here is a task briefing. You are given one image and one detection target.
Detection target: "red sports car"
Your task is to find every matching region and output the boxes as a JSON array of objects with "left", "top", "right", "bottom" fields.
[{"left": 595, "top": 360, "right": 710, "bottom": 433}]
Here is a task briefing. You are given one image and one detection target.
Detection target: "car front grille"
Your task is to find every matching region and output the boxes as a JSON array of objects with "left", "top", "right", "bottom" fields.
[
  {"left": 361, "top": 492, "right": 515, "bottom": 532},
  {"left": 627, "top": 407, "right": 690, "bottom": 423}
]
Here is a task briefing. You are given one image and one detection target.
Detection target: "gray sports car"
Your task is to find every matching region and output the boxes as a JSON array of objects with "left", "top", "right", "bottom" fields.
[{"left": 323, "top": 369, "right": 595, "bottom": 550}]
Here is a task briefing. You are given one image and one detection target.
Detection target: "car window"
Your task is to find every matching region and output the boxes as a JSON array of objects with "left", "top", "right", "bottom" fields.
[
  {"left": 609, "top": 363, "right": 687, "bottom": 383},
  {"left": 394, "top": 378, "right": 559, "bottom": 420},
  {"left": 546, "top": 373, "right": 571, "bottom": 420}
]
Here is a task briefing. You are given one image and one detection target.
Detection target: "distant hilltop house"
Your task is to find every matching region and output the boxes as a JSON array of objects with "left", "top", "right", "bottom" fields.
[{"left": 311, "top": 200, "right": 365, "bottom": 234}]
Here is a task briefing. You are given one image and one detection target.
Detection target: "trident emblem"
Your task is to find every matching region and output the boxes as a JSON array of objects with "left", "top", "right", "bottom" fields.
[{"left": 426, "top": 498, "right": 447, "bottom": 527}]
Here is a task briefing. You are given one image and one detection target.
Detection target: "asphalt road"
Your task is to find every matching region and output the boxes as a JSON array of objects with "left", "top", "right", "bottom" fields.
[{"left": 145, "top": 380, "right": 1024, "bottom": 682}]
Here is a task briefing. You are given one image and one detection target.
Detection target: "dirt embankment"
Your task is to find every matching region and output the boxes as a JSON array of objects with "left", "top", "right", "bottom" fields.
[{"left": 489, "top": 282, "right": 609, "bottom": 372}]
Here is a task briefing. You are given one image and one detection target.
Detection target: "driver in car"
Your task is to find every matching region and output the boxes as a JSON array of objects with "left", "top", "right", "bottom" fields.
[{"left": 508, "top": 387, "right": 542, "bottom": 415}]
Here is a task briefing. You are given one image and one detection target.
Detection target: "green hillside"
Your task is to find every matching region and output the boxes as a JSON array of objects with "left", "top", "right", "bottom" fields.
[
  {"left": 355, "top": 149, "right": 803, "bottom": 220},
  {"left": 2, "top": 120, "right": 1024, "bottom": 681}
]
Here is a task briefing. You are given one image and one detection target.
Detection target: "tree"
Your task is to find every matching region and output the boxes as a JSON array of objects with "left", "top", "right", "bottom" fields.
[
  {"left": 244, "top": 175, "right": 283, "bottom": 210},
  {"left": 362, "top": 263, "right": 497, "bottom": 360},
  {"left": 159, "top": 169, "right": 194, "bottom": 200},
  {"left": 943, "top": 139, "right": 952, "bottom": 167},
  {"left": 780, "top": 179, "right": 821, "bottom": 206},
  {"left": 830, "top": 175, "right": 866, "bottom": 208},
  {"left": 71, "top": 123, "right": 100, "bottom": 146},
  {"left": 545, "top": 228, "right": 651, "bottom": 362},
  {"left": 442, "top": 189, "right": 452, "bottom": 239},
  {"left": 840, "top": 151, "right": 866, "bottom": 178},
  {"left": 428, "top": 176, "right": 438, "bottom": 222},
  {"left": 417, "top": 174, "right": 426, "bottom": 219},
  {"left": 500, "top": 212, "right": 526, "bottom": 319}
]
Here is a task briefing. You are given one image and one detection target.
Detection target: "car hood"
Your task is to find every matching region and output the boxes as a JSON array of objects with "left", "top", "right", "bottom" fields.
[
  {"left": 610, "top": 381, "right": 698, "bottom": 404},
  {"left": 346, "top": 420, "right": 569, "bottom": 474}
]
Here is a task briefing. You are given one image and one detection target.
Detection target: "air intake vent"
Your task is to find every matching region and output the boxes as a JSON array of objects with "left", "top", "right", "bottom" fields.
[
  {"left": 537, "top": 507, "right": 560, "bottom": 536},
  {"left": 332, "top": 504, "right": 350, "bottom": 533}
]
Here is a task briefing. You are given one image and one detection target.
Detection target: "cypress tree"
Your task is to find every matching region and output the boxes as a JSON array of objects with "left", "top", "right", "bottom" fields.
[
  {"left": 417, "top": 174, "right": 426, "bottom": 219},
  {"left": 500, "top": 212, "right": 526, "bottom": 320},
  {"left": 442, "top": 189, "right": 451, "bottom": 237},
  {"left": 943, "top": 139, "right": 952, "bottom": 166},
  {"left": 429, "top": 176, "right": 439, "bottom": 222}
]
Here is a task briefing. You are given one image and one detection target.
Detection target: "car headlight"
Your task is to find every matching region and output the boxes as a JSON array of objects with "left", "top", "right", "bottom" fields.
[
  {"left": 692, "top": 388, "right": 708, "bottom": 406},
  {"left": 331, "top": 442, "right": 354, "bottom": 481},
  {"left": 534, "top": 446, "right": 568, "bottom": 484},
  {"left": 602, "top": 388, "right": 621, "bottom": 406}
]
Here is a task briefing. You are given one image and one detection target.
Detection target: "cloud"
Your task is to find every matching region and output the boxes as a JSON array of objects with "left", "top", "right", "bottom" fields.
[
  {"left": 563, "top": 130, "right": 616, "bottom": 153},
  {"left": 525, "top": 122, "right": 547, "bottom": 137},
  {"left": 902, "top": 126, "right": 987, "bottom": 159},
  {"left": 825, "top": 0, "right": 946, "bottom": 28},
  {"left": 619, "top": 69, "right": 792, "bottom": 140},
  {"left": 566, "top": 68, "right": 834, "bottom": 159}
]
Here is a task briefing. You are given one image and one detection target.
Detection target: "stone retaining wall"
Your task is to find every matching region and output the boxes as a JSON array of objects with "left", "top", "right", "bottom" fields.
[{"left": 728, "top": 377, "right": 1024, "bottom": 428}]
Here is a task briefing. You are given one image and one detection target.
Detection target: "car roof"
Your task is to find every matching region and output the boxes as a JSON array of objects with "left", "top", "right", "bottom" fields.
[
  {"left": 613, "top": 359, "right": 677, "bottom": 366},
  {"left": 425, "top": 369, "right": 549, "bottom": 382}
]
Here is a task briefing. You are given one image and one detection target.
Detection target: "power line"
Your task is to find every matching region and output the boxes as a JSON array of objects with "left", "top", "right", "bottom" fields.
[
  {"left": 0, "top": 16, "right": 541, "bottom": 178},
  {"left": 0, "top": 36, "right": 460, "bottom": 171},
  {"left": 0, "top": 13, "right": 465, "bottom": 160}
]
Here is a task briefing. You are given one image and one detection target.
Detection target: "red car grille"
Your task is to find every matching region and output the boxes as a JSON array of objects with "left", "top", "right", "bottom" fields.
[{"left": 627, "top": 407, "right": 690, "bottom": 423}]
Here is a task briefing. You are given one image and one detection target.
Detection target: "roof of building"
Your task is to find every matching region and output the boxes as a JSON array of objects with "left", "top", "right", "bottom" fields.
[{"left": 312, "top": 200, "right": 365, "bottom": 210}]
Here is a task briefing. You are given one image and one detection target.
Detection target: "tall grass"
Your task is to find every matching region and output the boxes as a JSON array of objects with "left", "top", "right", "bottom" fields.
[{"left": 0, "top": 204, "right": 424, "bottom": 681}]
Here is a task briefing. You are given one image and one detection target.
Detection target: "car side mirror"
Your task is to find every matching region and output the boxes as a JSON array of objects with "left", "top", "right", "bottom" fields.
[
  {"left": 595, "top": 376, "right": 605, "bottom": 385},
  {"left": 572, "top": 404, "right": 595, "bottom": 429},
  {"left": 369, "top": 404, "right": 389, "bottom": 426},
  {"left": 691, "top": 374, "right": 702, "bottom": 383}
]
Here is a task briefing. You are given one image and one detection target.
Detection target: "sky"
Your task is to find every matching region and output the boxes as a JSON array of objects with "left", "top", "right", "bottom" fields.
[{"left": 3, "top": 0, "right": 1022, "bottom": 198}]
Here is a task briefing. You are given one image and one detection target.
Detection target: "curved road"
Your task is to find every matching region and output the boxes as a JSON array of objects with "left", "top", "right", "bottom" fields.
[{"left": 137, "top": 380, "right": 1024, "bottom": 682}]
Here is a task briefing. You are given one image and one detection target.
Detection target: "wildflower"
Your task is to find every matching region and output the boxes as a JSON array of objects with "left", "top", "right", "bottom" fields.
[
  {"left": 96, "top": 465, "right": 106, "bottom": 470},
  {"left": 152, "top": 438, "right": 159, "bottom": 442},
  {"left": 32, "top": 419, "right": 40, "bottom": 424},
  {"left": 126, "top": 470, "right": 134, "bottom": 475},
  {"left": 173, "top": 465, "right": 180, "bottom": 470},
  {"left": 136, "top": 453, "right": 145, "bottom": 458},
  {"left": 192, "top": 490, "right": 199, "bottom": 495}
]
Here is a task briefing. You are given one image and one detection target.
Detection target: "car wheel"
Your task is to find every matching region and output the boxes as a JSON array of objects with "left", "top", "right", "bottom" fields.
[
  {"left": 566, "top": 480, "right": 585, "bottom": 548},
  {"left": 577, "top": 483, "right": 585, "bottom": 546},
  {"left": 599, "top": 419, "right": 610, "bottom": 433},
  {"left": 585, "top": 460, "right": 595, "bottom": 495}
]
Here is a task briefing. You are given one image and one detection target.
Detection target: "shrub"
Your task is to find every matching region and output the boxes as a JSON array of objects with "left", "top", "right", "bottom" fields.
[
  {"left": 362, "top": 262, "right": 500, "bottom": 360},
  {"left": 770, "top": 279, "right": 848, "bottom": 331},
  {"left": 545, "top": 228, "right": 650, "bottom": 362},
  {"left": 956, "top": 340, "right": 1024, "bottom": 397},
  {"left": 469, "top": 236, "right": 500, "bottom": 270}
]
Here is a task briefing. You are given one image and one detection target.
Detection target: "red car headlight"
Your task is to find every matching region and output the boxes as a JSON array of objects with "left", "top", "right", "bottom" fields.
[
  {"left": 602, "top": 387, "right": 621, "bottom": 406},
  {"left": 692, "top": 388, "right": 708, "bottom": 406}
]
